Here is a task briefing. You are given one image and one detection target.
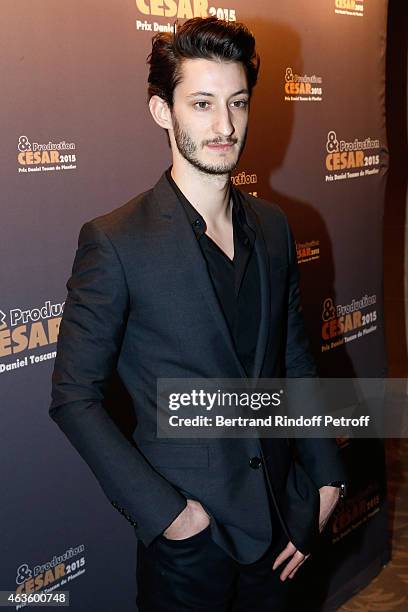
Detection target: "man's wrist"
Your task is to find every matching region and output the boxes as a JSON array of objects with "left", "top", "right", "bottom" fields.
[
  {"left": 326, "top": 481, "right": 347, "bottom": 498},
  {"left": 162, "top": 498, "right": 188, "bottom": 535}
]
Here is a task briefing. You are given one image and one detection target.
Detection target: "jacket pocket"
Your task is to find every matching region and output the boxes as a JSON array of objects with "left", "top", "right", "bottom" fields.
[
  {"left": 158, "top": 523, "right": 211, "bottom": 547},
  {"left": 138, "top": 442, "right": 209, "bottom": 469}
]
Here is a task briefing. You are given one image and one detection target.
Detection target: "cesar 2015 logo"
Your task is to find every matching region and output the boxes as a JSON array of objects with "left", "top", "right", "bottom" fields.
[
  {"left": 135, "top": 1, "right": 237, "bottom": 21},
  {"left": 325, "top": 130, "right": 380, "bottom": 173}
]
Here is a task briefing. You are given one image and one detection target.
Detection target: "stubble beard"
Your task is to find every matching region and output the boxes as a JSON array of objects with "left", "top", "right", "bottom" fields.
[{"left": 171, "top": 112, "right": 247, "bottom": 176}]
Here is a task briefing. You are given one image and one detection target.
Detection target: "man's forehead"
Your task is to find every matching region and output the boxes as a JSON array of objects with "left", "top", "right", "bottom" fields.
[{"left": 176, "top": 58, "right": 248, "bottom": 93}]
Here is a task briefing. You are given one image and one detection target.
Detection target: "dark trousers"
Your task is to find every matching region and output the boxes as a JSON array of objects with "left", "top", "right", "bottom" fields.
[{"left": 136, "top": 511, "right": 292, "bottom": 612}]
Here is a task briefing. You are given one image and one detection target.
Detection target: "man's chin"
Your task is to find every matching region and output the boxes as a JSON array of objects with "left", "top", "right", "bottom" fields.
[{"left": 191, "top": 156, "right": 239, "bottom": 176}]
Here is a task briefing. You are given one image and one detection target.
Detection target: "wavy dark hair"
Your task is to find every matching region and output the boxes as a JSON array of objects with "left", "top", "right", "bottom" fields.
[{"left": 147, "top": 17, "right": 260, "bottom": 107}]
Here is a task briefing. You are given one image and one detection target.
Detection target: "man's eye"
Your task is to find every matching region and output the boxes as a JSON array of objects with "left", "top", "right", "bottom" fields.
[
  {"left": 194, "top": 101, "right": 210, "bottom": 110},
  {"left": 231, "top": 100, "right": 248, "bottom": 108}
]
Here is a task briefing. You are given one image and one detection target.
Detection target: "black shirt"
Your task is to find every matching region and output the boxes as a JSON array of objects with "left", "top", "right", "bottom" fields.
[{"left": 165, "top": 168, "right": 261, "bottom": 377}]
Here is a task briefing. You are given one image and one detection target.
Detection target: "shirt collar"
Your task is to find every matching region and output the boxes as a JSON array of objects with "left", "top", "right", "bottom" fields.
[{"left": 165, "top": 167, "right": 254, "bottom": 245}]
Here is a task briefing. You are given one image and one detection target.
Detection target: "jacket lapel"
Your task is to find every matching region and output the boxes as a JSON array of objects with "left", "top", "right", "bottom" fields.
[
  {"left": 234, "top": 188, "right": 271, "bottom": 382},
  {"left": 152, "top": 172, "right": 247, "bottom": 378}
]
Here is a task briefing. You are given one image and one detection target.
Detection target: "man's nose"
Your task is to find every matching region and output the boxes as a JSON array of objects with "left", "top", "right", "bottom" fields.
[{"left": 213, "top": 106, "right": 235, "bottom": 138}]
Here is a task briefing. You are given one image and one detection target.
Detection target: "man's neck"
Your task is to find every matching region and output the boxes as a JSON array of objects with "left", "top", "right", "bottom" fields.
[{"left": 170, "top": 159, "right": 233, "bottom": 230}]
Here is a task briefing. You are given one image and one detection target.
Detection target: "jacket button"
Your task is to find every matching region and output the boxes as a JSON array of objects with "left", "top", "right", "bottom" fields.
[{"left": 249, "top": 456, "right": 262, "bottom": 469}]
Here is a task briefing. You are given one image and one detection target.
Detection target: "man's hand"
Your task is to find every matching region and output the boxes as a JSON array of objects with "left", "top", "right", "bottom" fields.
[
  {"left": 318, "top": 484, "right": 340, "bottom": 532},
  {"left": 162, "top": 499, "right": 210, "bottom": 540},
  {"left": 272, "top": 541, "right": 310, "bottom": 581},
  {"left": 272, "top": 485, "right": 340, "bottom": 580}
]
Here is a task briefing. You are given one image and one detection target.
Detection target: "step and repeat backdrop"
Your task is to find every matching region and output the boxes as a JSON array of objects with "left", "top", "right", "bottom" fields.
[{"left": 1, "top": 1, "right": 389, "bottom": 610}]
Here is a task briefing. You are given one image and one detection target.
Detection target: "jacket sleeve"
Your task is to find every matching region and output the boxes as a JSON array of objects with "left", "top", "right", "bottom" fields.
[
  {"left": 284, "top": 217, "right": 347, "bottom": 488},
  {"left": 49, "top": 220, "right": 187, "bottom": 546}
]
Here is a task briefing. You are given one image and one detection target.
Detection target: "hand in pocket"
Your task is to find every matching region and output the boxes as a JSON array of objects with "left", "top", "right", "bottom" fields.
[{"left": 162, "top": 499, "right": 210, "bottom": 541}]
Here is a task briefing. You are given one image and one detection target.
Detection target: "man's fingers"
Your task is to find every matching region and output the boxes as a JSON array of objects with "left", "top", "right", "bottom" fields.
[
  {"left": 280, "top": 553, "right": 310, "bottom": 581},
  {"left": 272, "top": 541, "right": 296, "bottom": 570},
  {"left": 288, "top": 556, "right": 308, "bottom": 579},
  {"left": 272, "top": 540, "right": 312, "bottom": 581},
  {"left": 277, "top": 551, "right": 305, "bottom": 581},
  {"left": 288, "top": 566, "right": 299, "bottom": 579}
]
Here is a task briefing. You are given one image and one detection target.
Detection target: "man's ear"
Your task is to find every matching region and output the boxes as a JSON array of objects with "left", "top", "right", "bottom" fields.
[{"left": 149, "top": 95, "right": 173, "bottom": 130}]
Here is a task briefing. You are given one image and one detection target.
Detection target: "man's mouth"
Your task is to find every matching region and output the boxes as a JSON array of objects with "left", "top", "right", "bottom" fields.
[{"left": 205, "top": 141, "right": 236, "bottom": 151}]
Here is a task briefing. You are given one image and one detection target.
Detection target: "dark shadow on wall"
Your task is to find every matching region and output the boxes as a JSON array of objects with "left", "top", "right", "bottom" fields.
[
  {"left": 238, "top": 18, "right": 356, "bottom": 377},
  {"left": 384, "top": 0, "right": 408, "bottom": 378}
]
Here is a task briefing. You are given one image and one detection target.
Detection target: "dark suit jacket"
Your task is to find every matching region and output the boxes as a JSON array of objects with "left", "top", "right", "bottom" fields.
[{"left": 49, "top": 171, "right": 346, "bottom": 563}]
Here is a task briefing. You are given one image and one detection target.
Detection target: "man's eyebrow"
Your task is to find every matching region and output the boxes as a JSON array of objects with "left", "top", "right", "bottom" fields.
[
  {"left": 187, "top": 89, "right": 249, "bottom": 98},
  {"left": 230, "top": 89, "right": 249, "bottom": 96},
  {"left": 187, "top": 91, "right": 215, "bottom": 98}
]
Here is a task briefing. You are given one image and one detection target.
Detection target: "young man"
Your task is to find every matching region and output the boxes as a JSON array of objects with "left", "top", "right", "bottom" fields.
[{"left": 50, "top": 17, "right": 346, "bottom": 611}]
